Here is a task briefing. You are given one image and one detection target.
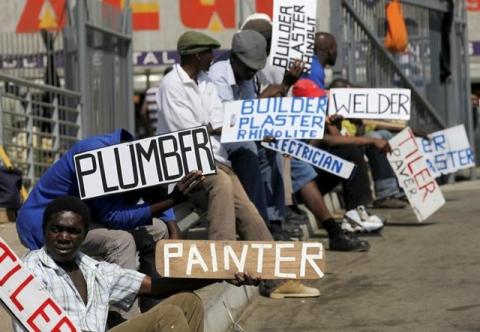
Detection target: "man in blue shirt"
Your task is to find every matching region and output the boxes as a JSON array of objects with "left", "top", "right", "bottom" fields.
[
  {"left": 306, "top": 32, "right": 337, "bottom": 88},
  {"left": 16, "top": 128, "right": 204, "bottom": 313}
]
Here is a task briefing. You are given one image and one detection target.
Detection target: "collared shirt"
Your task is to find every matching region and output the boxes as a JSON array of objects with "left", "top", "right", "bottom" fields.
[
  {"left": 13, "top": 248, "right": 145, "bottom": 332},
  {"left": 208, "top": 59, "right": 257, "bottom": 102},
  {"left": 155, "top": 64, "right": 230, "bottom": 166},
  {"left": 16, "top": 128, "right": 175, "bottom": 250}
]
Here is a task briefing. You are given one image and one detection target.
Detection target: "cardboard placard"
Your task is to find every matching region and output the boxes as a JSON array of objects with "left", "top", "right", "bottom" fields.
[
  {"left": 416, "top": 125, "right": 475, "bottom": 178},
  {"left": 0, "top": 238, "right": 79, "bottom": 332},
  {"left": 220, "top": 97, "right": 327, "bottom": 143},
  {"left": 328, "top": 88, "right": 411, "bottom": 120},
  {"left": 74, "top": 126, "right": 216, "bottom": 200},
  {"left": 262, "top": 140, "right": 355, "bottom": 179},
  {"left": 270, "top": 0, "right": 317, "bottom": 72},
  {"left": 156, "top": 240, "right": 325, "bottom": 280},
  {"left": 388, "top": 128, "right": 445, "bottom": 221}
]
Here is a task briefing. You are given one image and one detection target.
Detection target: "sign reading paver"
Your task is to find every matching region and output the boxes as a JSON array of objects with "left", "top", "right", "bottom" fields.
[
  {"left": 0, "top": 237, "right": 79, "bottom": 332},
  {"left": 328, "top": 88, "right": 411, "bottom": 120},
  {"left": 388, "top": 128, "right": 445, "bottom": 221},
  {"left": 74, "top": 126, "right": 216, "bottom": 199},
  {"left": 156, "top": 240, "right": 325, "bottom": 279}
]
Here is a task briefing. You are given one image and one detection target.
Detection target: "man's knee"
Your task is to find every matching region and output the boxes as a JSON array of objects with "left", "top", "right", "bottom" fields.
[
  {"left": 207, "top": 171, "right": 233, "bottom": 196},
  {"left": 107, "top": 231, "right": 137, "bottom": 268}
]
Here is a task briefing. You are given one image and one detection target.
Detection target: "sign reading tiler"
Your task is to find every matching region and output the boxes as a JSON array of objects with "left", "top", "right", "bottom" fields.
[
  {"left": 75, "top": 126, "right": 216, "bottom": 199},
  {"left": 156, "top": 240, "right": 325, "bottom": 280},
  {"left": 387, "top": 128, "right": 445, "bottom": 221}
]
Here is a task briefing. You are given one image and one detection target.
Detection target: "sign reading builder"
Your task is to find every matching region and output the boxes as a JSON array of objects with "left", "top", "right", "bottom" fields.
[
  {"left": 221, "top": 96, "right": 327, "bottom": 143},
  {"left": 328, "top": 88, "right": 411, "bottom": 120},
  {"left": 74, "top": 126, "right": 216, "bottom": 200},
  {"left": 156, "top": 240, "right": 325, "bottom": 279},
  {"left": 270, "top": 0, "right": 317, "bottom": 73}
]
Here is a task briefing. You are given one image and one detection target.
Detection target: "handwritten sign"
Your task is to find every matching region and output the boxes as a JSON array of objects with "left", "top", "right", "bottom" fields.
[
  {"left": 328, "top": 88, "right": 411, "bottom": 120},
  {"left": 156, "top": 240, "right": 325, "bottom": 280},
  {"left": 270, "top": 0, "right": 317, "bottom": 72},
  {"left": 220, "top": 97, "right": 327, "bottom": 143},
  {"left": 387, "top": 128, "right": 445, "bottom": 221},
  {"left": 0, "top": 238, "right": 79, "bottom": 332},
  {"left": 417, "top": 125, "right": 475, "bottom": 178},
  {"left": 74, "top": 126, "right": 216, "bottom": 200},
  {"left": 262, "top": 140, "right": 355, "bottom": 179}
]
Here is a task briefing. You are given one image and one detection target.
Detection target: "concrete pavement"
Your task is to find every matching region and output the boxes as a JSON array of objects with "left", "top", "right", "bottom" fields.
[{"left": 236, "top": 180, "right": 480, "bottom": 332}]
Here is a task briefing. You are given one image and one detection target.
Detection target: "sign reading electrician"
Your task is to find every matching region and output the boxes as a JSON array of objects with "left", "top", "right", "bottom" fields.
[
  {"left": 270, "top": 0, "right": 317, "bottom": 72},
  {"left": 74, "top": 126, "right": 216, "bottom": 200}
]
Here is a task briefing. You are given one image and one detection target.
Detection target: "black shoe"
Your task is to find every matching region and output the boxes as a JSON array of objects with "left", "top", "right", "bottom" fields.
[
  {"left": 285, "top": 206, "right": 309, "bottom": 225},
  {"left": 329, "top": 233, "right": 370, "bottom": 252}
]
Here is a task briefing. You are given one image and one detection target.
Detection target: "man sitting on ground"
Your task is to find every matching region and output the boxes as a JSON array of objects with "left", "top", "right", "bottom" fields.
[{"left": 13, "top": 196, "right": 257, "bottom": 332}]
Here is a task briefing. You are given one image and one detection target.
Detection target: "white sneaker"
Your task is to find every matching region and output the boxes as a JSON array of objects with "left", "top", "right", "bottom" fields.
[
  {"left": 341, "top": 220, "right": 362, "bottom": 233},
  {"left": 344, "top": 205, "right": 384, "bottom": 233}
]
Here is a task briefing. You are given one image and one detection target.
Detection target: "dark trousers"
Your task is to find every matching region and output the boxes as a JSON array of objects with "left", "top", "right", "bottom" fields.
[{"left": 314, "top": 144, "right": 373, "bottom": 210}]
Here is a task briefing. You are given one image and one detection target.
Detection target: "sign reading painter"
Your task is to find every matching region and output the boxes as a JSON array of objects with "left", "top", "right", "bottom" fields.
[
  {"left": 262, "top": 140, "right": 355, "bottom": 179},
  {"left": 417, "top": 125, "right": 475, "bottom": 178},
  {"left": 0, "top": 238, "right": 79, "bottom": 332},
  {"left": 328, "top": 88, "right": 411, "bottom": 120},
  {"left": 221, "top": 97, "right": 327, "bottom": 143},
  {"left": 75, "top": 126, "right": 216, "bottom": 200},
  {"left": 270, "top": 0, "right": 317, "bottom": 72},
  {"left": 156, "top": 240, "right": 325, "bottom": 280},
  {"left": 388, "top": 128, "right": 445, "bottom": 221}
]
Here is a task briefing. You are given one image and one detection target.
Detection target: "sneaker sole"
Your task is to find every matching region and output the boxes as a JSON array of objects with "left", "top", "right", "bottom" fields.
[
  {"left": 344, "top": 216, "right": 384, "bottom": 233},
  {"left": 270, "top": 292, "right": 321, "bottom": 299}
]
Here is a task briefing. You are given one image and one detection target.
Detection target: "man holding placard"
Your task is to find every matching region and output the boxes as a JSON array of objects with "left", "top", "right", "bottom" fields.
[
  {"left": 16, "top": 129, "right": 205, "bottom": 314},
  {"left": 13, "top": 196, "right": 258, "bottom": 332}
]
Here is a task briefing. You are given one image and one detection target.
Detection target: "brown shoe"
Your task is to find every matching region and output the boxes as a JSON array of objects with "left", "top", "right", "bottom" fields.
[
  {"left": 269, "top": 281, "right": 320, "bottom": 299},
  {"left": 373, "top": 196, "right": 407, "bottom": 209}
]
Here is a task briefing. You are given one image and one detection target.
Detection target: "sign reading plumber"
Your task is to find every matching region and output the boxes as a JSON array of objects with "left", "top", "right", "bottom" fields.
[{"left": 75, "top": 126, "right": 216, "bottom": 199}]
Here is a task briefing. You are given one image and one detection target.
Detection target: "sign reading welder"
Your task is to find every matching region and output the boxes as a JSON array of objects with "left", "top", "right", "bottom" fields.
[
  {"left": 416, "top": 125, "right": 475, "bottom": 178},
  {"left": 262, "top": 140, "right": 355, "bottom": 179},
  {"left": 74, "top": 126, "right": 216, "bottom": 200},
  {"left": 0, "top": 238, "right": 79, "bottom": 332},
  {"left": 328, "top": 88, "right": 411, "bottom": 120},
  {"left": 156, "top": 240, "right": 325, "bottom": 280},
  {"left": 220, "top": 97, "right": 327, "bottom": 143},
  {"left": 387, "top": 128, "right": 445, "bottom": 221},
  {"left": 270, "top": 0, "right": 317, "bottom": 72}
]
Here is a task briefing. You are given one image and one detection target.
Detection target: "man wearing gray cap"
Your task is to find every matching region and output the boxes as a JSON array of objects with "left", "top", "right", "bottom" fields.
[{"left": 208, "top": 30, "right": 320, "bottom": 299}]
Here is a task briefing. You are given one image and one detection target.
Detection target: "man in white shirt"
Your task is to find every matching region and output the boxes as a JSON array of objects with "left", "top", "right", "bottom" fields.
[{"left": 155, "top": 31, "right": 273, "bottom": 242}]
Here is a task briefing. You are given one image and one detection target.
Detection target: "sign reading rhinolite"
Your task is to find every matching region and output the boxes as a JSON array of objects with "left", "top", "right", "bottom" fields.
[
  {"left": 156, "top": 240, "right": 325, "bottom": 279},
  {"left": 74, "top": 126, "right": 216, "bottom": 200}
]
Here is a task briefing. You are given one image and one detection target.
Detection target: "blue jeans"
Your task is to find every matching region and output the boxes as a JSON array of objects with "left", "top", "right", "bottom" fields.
[
  {"left": 365, "top": 130, "right": 401, "bottom": 199},
  {"left": 224, "top": 142, "right": 285, "bottom": 223}
]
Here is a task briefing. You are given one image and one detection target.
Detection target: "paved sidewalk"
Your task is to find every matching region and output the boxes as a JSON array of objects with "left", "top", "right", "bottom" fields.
[{"left": 236, "top": 180, "right": 480, "bottom": 332}]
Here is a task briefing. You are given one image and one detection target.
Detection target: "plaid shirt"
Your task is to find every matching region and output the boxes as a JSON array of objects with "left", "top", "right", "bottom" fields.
[{"left": 13, "top": 247, "right": 145, "bottom": 332}]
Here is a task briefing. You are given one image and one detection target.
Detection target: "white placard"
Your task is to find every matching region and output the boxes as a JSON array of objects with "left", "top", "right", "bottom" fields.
[
  {"left": 270, "top": 0, "right": 317, "bottom": 72},
  {"left": 262, "top": 140, "right": 355, "bottom": 179},
  {"left": 416, "top": 125, "right": 475, "bottom": 178},
  {"left": 388, "top": 128, "right": 445, "bottom": 221},
  {"left": 74, "top": 126, "right": 216, "bottom": 200},
  {"left": 220, "top": 97, "right": 327, "bottom": 143},
  {"left": 0, "top": 238, "right": 80, "bottom": 332},
  {"left": 328, "top": 88, "right": 411, "bottom": 120}
]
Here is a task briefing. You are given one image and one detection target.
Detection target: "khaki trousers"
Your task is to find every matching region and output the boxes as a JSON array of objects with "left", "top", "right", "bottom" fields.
[
  {"left": 201, "top": 164, "right": 273, "bottom": 241},
  {"left": 109, "top": 292, "right": 204, "bottom": 332}
]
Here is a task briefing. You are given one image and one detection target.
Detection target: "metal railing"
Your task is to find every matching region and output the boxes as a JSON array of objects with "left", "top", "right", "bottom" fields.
[
  {"left": 332, "top": 0, "right": 454, "bottom": 133},
  {"left": 0, "top": 73, "right": 81, "bottom": 189}
]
